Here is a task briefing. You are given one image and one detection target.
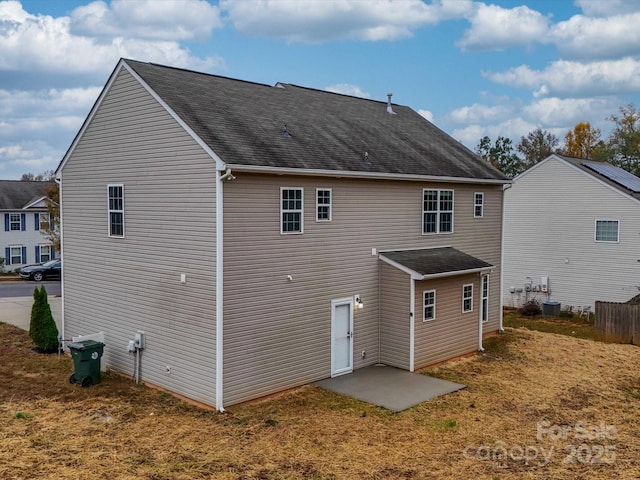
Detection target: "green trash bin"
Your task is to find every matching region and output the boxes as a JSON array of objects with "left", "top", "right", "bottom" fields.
[{"left": 68, "top": 340, "right": 104, "bottom": 387}]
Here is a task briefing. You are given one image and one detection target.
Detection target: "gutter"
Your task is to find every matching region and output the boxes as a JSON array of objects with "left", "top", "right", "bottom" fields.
[{"left": 226, "top": 164, "right": 511, "bottom": 186}]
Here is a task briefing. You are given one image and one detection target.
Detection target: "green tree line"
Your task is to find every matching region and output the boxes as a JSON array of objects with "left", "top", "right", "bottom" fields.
[{"left": 476, "top": 103, "right": 640, "bottom": 178}]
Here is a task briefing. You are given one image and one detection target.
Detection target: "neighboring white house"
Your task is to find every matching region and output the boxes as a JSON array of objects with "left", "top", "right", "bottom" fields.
[
  {"left": 0, "top": 180, "right": 57, "bottom": 271},
  {"left": 503, "top": 154, "right": 640, "bottom": 311}
]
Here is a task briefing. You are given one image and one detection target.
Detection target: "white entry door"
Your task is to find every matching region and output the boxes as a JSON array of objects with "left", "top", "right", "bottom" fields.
[{"left": 331, "top": 298, "right": 354, "bottom": 377}]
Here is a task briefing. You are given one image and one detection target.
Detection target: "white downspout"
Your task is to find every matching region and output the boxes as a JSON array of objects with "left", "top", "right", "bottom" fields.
[
  {"left": 409, "top": 278, "right": 415, "bottom": 372},
  {"left": 215, "top": 169, "right": 225, "bottom": 412},
  {"left": 478, "top": 273, "right": 485, "bottom": 352},
  {"left": 499, "top": 183, "right": 512, "bottom": 333},
  {"left": 56, "top": 176, "right": 65, "bottom": 346}
]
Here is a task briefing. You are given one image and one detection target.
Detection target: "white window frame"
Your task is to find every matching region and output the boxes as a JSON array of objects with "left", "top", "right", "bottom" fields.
[
  {"left": 422, "top": 189, "right": 454, "bottom": 234},
  {"left": 9, "top": 213, "right": 22, "bottom": 231},
  {"left": 481, "top": 275, "right": 489, "bottom": 323},
  {"left": 10, "top": 246, "right": 23, "bottom": 265},
  {"left": 39, "top": 244, "right": 52, "bottom": 262},
  {"left": 594, "top": 219, "right": 619, "bottom": 243},
  {"left": 474, "top": 192, "right": 484, "bottom": 218},
  {"left": 423, "top": 290, "right": 436, "bottom": 322},
  {"left": 39, "top": 213, "right": 51, "bottom": 231},
  {"left": 280, "top": 187, "right": 304, "bottom": 234},
  {"left": 316, "top": 188, "right": 332, "bottom": 222},
  {"left": 107, "top": 184, "right": 125, "bottom": 238},
  {"left": 462, "top": 284, "right": 473, "bottom": 313}
]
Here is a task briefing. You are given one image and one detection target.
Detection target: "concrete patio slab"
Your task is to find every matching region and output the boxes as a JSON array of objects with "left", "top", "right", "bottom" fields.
[{"left": 314, "top": 365, "right": 465, "bottom": 412}]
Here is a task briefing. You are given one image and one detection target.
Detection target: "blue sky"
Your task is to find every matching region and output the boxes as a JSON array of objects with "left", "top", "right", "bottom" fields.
[{"left": 1, "top": 0, "right": 639, "bottom": 179}]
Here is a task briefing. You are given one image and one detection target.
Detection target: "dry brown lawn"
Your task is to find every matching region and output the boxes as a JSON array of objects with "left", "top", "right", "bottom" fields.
[{"left": 2, "top": 321, "right": 640, "bottom": 479}]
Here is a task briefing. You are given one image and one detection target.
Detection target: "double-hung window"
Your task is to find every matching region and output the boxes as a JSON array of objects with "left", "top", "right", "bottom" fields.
[
  {"left": 463, "top": 284, "right": 473, "bottom": 313},
  {"left": 9, "top": 213, "right": 22, "bottom": 231},
  {"left": 281, "top": 188, "right": 303, "bottom": 234},
  {"left": 474, "top": 193, "right": 484, "bottom": 218},
  {"left": 481, "top": 275, "right": 489, "bottom": 323},
  {"left": 39, "top": 213, "right": 51, "bottom": 231},
  {"left": 595, "top": 219, "right": 619, "bottom": 242},
  {"left": 108, "top": 184, "right": 124, "bottom": 237},
  {"left": 9, "top": 246, "right": 24, "bottom": 265},
  {"left": 39, "top": 245, "right": 52, "bottom": 263},
  {"left": 316, "top": 189, "right": 331, "bottom": 222},
  {"left": 423, "top": 290, "right": 436, "bottom": 321},
  {"left": 423, "top": 189, "right": 453, "bottom": 234}
]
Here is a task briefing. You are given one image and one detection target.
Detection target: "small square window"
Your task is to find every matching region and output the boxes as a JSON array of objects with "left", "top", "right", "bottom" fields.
[
  {"left": 463, "top": 284, "right": 473, "bottom": 313},
  {"left": 316, "top": 189, "right": 332, "bottom": 222},
  {"left": 423, "top": 290, "right": 436, "bottom": 321},
  {"left": 595, "top": 220, "right": 619, "bottom": 242}
]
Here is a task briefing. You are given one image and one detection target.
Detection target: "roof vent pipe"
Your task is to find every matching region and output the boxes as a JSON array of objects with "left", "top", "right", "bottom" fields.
[{"left": 386, "top": 93, "right": 396, "bottom": 115}]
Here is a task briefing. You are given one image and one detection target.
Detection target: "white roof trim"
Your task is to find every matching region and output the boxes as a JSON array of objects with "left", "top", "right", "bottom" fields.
[
  {"left": 227, "top": 164, "right": 511, "bottom": 185},
  {"left": 22, "top": 196, "right": 48, "bottom": 209},
  {"left": 57, "top": 60, "right": 226, "bottom": 177},
  {"left": 378, "top": 251, "right": 494, "bottom": 281}
]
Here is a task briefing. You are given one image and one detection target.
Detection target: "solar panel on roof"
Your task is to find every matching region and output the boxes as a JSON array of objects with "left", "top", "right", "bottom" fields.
[{"left": 582, "top": 160, "right": 640, "bottom": 193}]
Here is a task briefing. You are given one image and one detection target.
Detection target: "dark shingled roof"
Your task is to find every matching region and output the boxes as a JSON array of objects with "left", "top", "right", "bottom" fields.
[
  {"left": 381, "top": 247, "right": 493, "bottom": 278},
  {"left": 0, "top": 181, "right": 52, "bottom": 210},
  {"left": 124, "top": 59, "right": 508, "bottom": 182}
]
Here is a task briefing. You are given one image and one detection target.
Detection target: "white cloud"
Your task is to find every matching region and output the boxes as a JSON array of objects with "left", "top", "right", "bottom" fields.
[
  {"left": 221, "top": 0, "right": 473, "bottom": 43},
  {"left": 457, "top": 3, "right": 550, "bottom": 51},
  {"left": 418, "top": 109, "right": 433, "bottom": 122},
  {"left": 449, "top": 102, "right": 514, "bottom": 124},
  {"left": 0, "top": 141, "right": 61, "bottom": 176},
  {"left": 451, "top": 117, "right": 537, "bottom": 149},
  {"left": 70, "top": 0, "right": 222, "bottom": 41},
  {"left": 522, "top": 97, "right": 615, "bottom": 126},
  {"left": 549, "top": 12, "right": 640, "bottom": 59},
  {"left": 324, "top": 83, "right": 370, "bottom": 99},
  {"left": 575, "top": 0, "right": 640, "bottom": 17},
  {"left": 0, "top": 1, "right": 224, "bottom": 78},
  {"left": 484, "top": 58, "right": 640, "bottom": 98}
]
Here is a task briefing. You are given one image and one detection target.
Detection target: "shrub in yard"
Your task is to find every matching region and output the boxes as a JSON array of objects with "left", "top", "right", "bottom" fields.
[
  {"left": 29, "top": 286, "right": 59, "bottom": 353},
  {"left": 519, "top": 299, "right": 541, "bottom": 317}
]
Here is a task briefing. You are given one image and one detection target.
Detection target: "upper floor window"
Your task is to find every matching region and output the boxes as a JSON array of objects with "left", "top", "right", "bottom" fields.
[
  {"left": 423, "top": 290, "right": 436, "bottom": 321},
  {"left": 423, "top": 189, "right": 453, "bottom": 234},
  {"left": 39, "top": 213, "right": 51, "bottom": 231},
  {"left": 108, "top": 184, "right": 124, "bottom": 237},
  {"left": 595, "top": 219, "right": 619, "bottom": 242},
  {"left": 316, "top": 189, "right": 332, "bottom": 222},
  {"left": 281, "top": 188, "right": 303, "bottom": 234},
  {"left": 463, "top": 284, "right": 473, "bottom": 313},
  {"left": 474, "top": 192, "right": 484, "bottom": 218},
  {"left": 9, "top": 213, "right": 22, "bottom": 231}
]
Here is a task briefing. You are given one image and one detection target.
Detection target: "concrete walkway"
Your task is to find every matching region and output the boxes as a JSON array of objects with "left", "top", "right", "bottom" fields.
[
  {"left": 314, "top": 365, "right": 466, "bottom": 412},
  {"left": 0, "top": 296, "right": 62, "bottom": 332}
]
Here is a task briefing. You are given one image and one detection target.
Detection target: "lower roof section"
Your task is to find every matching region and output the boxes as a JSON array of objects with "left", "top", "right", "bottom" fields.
[{"left": 379, "top": 247, "right": 494, "bottom": 280}]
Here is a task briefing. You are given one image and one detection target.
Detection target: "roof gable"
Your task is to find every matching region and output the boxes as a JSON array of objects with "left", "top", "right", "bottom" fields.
[
  {"left": 117, "top": 59, "right": 507, "bottom": 183},
  {"left": 0, "top": 181, "right": 52, "bottom": 210}
]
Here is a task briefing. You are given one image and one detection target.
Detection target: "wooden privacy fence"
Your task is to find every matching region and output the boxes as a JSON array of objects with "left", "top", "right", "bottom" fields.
[{"left": 595, "top": 301, "right": 640, "bottom": 345}]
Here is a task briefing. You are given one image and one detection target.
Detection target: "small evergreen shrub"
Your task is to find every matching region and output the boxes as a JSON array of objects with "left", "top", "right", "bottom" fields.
[
  {"left": 519, "top": 299, "right": 542, "bottom": 317},
  {"left": 29, "top": 286, "right": 59, "bottom": 353}
]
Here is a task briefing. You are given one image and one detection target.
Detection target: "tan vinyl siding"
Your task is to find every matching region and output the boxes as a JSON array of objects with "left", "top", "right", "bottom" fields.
[
  {"left": 379, "top": 262, "right": 411, "bottom": 369},
  {"left": 61, "top": 68, "right": 218, "bottom": 406},
  {"left": 222, "top": 174, "right": 503, "bottom": 405},
  {"left": 503, "top": 158, "right": 640, "bottom": 310},
  {"left": 414, "top": 273, "right": 481, "bottom": 368}
]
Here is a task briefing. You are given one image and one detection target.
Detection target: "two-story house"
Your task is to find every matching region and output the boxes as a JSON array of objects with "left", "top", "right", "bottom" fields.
[
  {"left": 0, "top": 180, "right": 57, "bottom": 271},
  {"left": 57, "top": 59, "right": 510, "bottom": 411}
]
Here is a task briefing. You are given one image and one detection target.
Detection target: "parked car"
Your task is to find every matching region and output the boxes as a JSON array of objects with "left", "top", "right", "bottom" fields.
[{"left": 19, "top": 259, "right": 62, "bottom": 281}]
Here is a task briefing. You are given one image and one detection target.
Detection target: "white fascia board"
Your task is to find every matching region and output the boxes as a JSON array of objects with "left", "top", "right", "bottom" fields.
[
  {"left": 22, "top": 196, "right": 48, "bottom": 209},
  {"left": 122, "top": 62, "right": 226, "bottom": 171},
  {"left": 419, "top": 266, "right": 494, "bottom": 281},
  {"left": 227, "top": 164, "right": 511, "bottom": 185}
]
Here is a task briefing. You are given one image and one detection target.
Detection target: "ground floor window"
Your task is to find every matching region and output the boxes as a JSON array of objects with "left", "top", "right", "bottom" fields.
[
  {"left": 423, "top": 290, "right": 436, "bottom": 321},
  {"left": 38, "top": 245, "right": 51, "bottom": 262},
  {"left": 7, "top": 246, "right": 25, "bottom": 265},
  {"left": 481, "top": 275, "right": 489, "bottom": 323},
  {"left": 463, "top": 284, "right": 473, "bottom": 313}
]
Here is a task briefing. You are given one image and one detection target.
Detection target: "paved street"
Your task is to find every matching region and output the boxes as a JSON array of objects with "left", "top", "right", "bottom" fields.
[{"left": 0, "top": 281, "right": 61, "bottom": 298}]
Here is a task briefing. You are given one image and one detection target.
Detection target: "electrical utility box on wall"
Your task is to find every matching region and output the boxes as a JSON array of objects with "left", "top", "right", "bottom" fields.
[{"left": 541, "top": 276, "right": 549, "bottom": 293}]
